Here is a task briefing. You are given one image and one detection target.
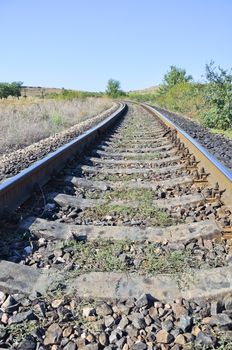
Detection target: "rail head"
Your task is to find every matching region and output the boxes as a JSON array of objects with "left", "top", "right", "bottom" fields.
[
  {"left": 141, "top": 103, "right": 232, "bottom": 206},
  {"left": 0, "top": 103, "right": 128, "bottom": 217}
]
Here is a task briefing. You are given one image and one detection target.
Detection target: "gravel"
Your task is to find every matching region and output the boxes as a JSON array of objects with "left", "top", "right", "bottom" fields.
[
  {"left": 1, "top": 291, "right": 232, "bottom": 349},
  {"left": 154, "top": 106, "right": 232, "bottom": 170}
]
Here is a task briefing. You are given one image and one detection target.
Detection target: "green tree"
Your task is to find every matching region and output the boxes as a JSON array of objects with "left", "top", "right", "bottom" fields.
[
  {"left": 106, "top": 79, "right": 125, "bottom": 98},
  {"left": 0, "top": 81, "right": 23, "bottom": 99},
  {"left": 160, "top": 66, "right": 192, "bottom": 94},
  {"left": 202, "top": 61, "right": 232, "bottom": 129}
]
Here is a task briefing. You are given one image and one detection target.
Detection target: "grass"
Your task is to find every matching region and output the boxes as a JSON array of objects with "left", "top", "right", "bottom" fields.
[
  {"left": 82, "top": 202, "right": 174, "bottom": 227},
  {"left": 63, "top": 239, "right": 193, "bottom": 275},
  {"left": 81, "top": 185, "right": 177, "bottom": 226},
  {"left": 1, "top": 320, "right": 38, "bottom": 344},
  {"left": 0, "top": 97, "right": 112, "bottom": 155}
]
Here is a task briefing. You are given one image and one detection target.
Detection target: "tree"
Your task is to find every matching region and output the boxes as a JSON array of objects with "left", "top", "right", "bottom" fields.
[
  {"left": 202, "top": 61, "right": 232, "bottom": 129},
  {"left": 0, "top": 81, "right": 23, "bottom": 99},
  {"left": 160, "top": 66, "right": 192, "bottom": 93},
  {"left": 106, "top": 79, "right": 125, "bottom": 98}
]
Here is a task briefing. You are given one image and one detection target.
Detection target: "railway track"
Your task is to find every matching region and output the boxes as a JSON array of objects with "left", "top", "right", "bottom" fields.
[{"left": 0, "top": 103, "right": 232, "bottom": 349}]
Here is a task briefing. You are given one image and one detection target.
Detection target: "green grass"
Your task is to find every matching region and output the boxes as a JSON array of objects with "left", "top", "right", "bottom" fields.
[
  {"left": 63, "top": 239, "right": 193, "bottom": 275},
  {"left": 82, "top": 202, "right": 174, "bottom": 227}
]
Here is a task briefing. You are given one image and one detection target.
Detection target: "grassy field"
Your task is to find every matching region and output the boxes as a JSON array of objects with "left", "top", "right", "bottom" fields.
[{"left": 0, "top": 97, "right": 112, "bottom": 155}]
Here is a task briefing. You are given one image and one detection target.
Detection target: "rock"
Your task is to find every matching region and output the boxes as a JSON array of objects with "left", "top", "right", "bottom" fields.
[
  {"left": 1, "top": 313, "right": 9, "bottom": 324},
  {"left": 0, "top": 291, "right": 6, "bottom": 305},
  {"left": 117, "top": 303, "right": 130, "bottom": 315},
  {"left": 99, "top": 332, "right": 108, "bottom": 346},
  {"left": 130, "top": 313, "right": 146, "bottom": 329},
  {"left": 132, "top": 341, "right": 147, "bottom": 349},
  {"left": 54, "top": 249, "right": 63, "bottom": 258},
  {"left": 24, "top": 246, "right": 33, "bottom": 255},
  {"left": 34, "top": 302, "right": 46, "bottom": 317},
  {"left": 82, "top": 344, "right": 98, "bottom": 350},
  {"left": 144, "top": 314, "right": 152, "bottom": 326},
  {"left": 156, "top": 330, "right": 174, "bottom": 344},
  {"left": 8, "top": 310, "right": 35, "bottom": 324},
  {"left": 63, "top": 342, "right": 77, "bottom": 350},
  {"left": 226, "top": 254, "right": 232, "bottom": 265},
  {"left": 104, "top": 315, "right": 115, "bottom": 327},
  {"left": 1, "top": 295, "right": 17, "bottom": 311},
  {"left": 170, "top": 328, "right": 181, "bottom": 338},
  {"left": 170, "top": 346, "right": 180, "bottom": 350},
  {"left": 195, "top": 331, "right": 214, "bottom": 347},
  {"left": 86, "top": 333, "right": 95, "bottom": 342},
  {"left": 126, "top": 324, "right": 138, "bottom": 338},
  {"left": 51, "top": 299, "right": 64, "bottom": 308},
  {"left": 210, "top": 300, "right": 223, "bottom": 315},
  {"left": 174, "top": 334, "right": 186, "bottom": 345},
  {"left": 162, "top": 320, "right": 173, "bottom": 332},
  {"left": 135, "top": 293, "right": 150, "bottom": 308},
  {"left": 63, "top": 326, "right": 73, "bottom": 337},
  {"left": 17, "top": 335, "right": 36, "bottom": 350},
  {"left": 203, "top": 314, "right": 232, "bottom": 330},
  {"left": 191, "top": 325, "right": 201, "bottom": 336},
  {"left": 118, "top": 316, "right": 129, "bottom": 330},
  {"left": 172, "top": 304, "right": 188, "bottom": 318},
  {"left": 82, "top": 307, "right": 96, "bottom": 318},
  {"left": 116, "top": 337, "right": 126, "bottom": 348},
  {"left": 223, "top": 330, "right": 232, "bottom": 341},
  {"left": 44, "top": 323, "right": 62, "bottom": 345},
  {"left": 96, "top": 302, "right": 113, "bottom": 316},
  {"left": 178, "top": 315, "right": 193, "bottom": 332},
  {"left": 224, "top": 295, "right": 232, "bottom": 310},
  {"left": 109, "top": 329, "right": 121, "bottom": 343}
]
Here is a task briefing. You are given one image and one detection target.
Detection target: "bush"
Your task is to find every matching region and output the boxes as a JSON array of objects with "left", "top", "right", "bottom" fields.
[
  {"left": 0, "top": 82, "right": 23, "bottom": 99},
  {"left": 155, "top": 82, "right": 206, "bottom": 119},
  {"left": 201, "top": 62, "right": 232, "bottom": 129},
  {"left": 159, "top": 66, "right": 192, "bottom": 94}
]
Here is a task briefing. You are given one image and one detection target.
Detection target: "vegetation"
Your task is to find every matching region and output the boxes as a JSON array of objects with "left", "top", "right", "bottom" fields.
[
  {"left": 106, "top": 79, "right": 125, "bottom": 98},
  {"left": 128, "top": 63, "right": 232, "bottom": 133},
  {"left": 202, "top": 61, "right": 232, "bottom": 129},
  {"left": 159, "top": 65, "right": 193, "bottom": 94},
  {"left": 63, "top": 239, "right": 193, "bottom": 275},
  {"left": 0, "top": 81, "right": 23, "bottom": 99},
  {"left": 47, "top": 88, "right": 103, "bottom": 100},
  {"left": 0, "top": 97, "right": 112, "bottom": 154}
]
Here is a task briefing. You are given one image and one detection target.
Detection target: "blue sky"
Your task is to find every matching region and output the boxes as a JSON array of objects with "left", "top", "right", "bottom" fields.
[{"left": 0, "top": 0, "right": 231, "bottom": 91}]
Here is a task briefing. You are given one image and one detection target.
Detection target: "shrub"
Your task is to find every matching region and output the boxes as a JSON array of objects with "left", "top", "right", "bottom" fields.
[{"left": 201, "top": 62, "right": 232, "bottom": 129}]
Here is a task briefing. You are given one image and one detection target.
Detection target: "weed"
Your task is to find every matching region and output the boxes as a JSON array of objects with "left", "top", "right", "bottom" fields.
[
  {"left": 50, "top": 113, "right": 63, "bottom": 127},
  {"left": 62, "top": 239, "right": 198, "bottom": 276}
]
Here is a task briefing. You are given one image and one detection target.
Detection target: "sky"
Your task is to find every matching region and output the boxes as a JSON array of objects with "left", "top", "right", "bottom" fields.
[{"left": 0, "top": 0, "right": 232, "bottom": 91}]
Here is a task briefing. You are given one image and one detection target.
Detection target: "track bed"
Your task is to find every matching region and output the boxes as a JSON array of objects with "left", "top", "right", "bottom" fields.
[{"left": 0, "top": 104, "right": 232, "bottom": 349}]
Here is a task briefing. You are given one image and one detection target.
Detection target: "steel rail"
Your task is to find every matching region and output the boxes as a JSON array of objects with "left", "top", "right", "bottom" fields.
[
  {"left": 141, "top": 103, "right": 232, "bottom": 206},
  {"left": 0, "top": 103, "right": 128, "bottom": 217}
]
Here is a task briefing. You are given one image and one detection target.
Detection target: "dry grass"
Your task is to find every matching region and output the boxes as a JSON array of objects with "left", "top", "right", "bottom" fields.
[{"left": 0, "top": 97, "right": 112, "bottom": 154}]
